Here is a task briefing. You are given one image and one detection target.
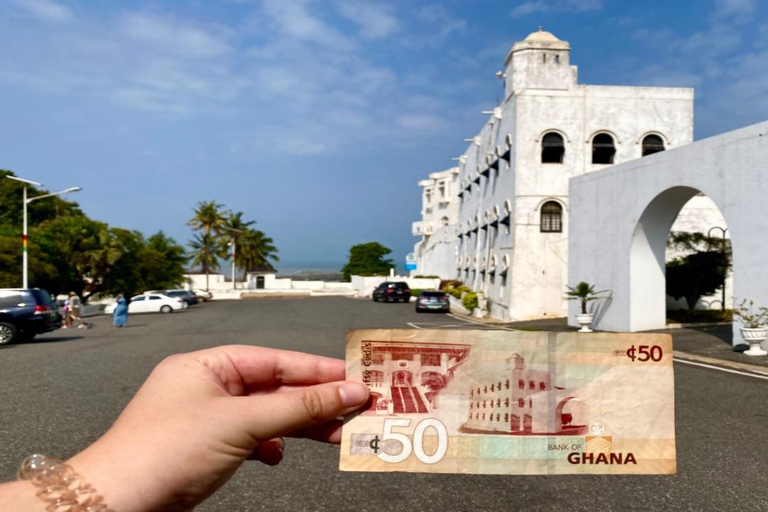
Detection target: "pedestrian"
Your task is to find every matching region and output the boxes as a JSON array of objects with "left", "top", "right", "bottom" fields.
[
  {"left": 112, "top": 294, "right": 128, "bottom": 328},
  {"left": 67, "top": 291, "right": 85, "bottom": 329},
  {"left": 60, "top": 295, "right": 70, "bottom": 329},
  {"left": 0, "top": 345, "right": 370, "bottom": 511}
]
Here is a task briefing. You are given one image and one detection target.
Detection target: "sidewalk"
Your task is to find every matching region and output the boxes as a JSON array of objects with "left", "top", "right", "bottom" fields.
[{"left": 453, "top": 313, "right": 768, "bottom": 371}]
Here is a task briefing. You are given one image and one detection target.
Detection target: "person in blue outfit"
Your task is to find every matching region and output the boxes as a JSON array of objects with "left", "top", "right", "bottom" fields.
[{"left": 113, "top": 294, "right": 128, "bottom": 327}]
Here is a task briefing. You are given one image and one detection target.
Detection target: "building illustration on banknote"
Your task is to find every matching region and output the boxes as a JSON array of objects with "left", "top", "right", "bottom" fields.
[{"left": 360, "top": 340, "right": 588, "bottom": 436}]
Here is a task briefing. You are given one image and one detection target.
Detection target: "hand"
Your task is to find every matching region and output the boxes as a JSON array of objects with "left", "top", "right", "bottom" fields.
[{"left": 67, "top": 345, "right": 369, "bottom": 512}]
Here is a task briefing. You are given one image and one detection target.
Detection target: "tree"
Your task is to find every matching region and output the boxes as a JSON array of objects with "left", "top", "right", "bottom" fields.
[
  {"left": 220, "top": 211, "right": 255, "bottom": 274},
  {"left": 342, "top": 242, "right": 394, "bottom": 281},
  {"left": 239, "top": 229, "right": 279, "bottom": 272},
  {"left": 188, "top": 233, "right": 221, "bottom": 291},
  {"left": 666, "top": 231, "right": 731, "bottom": 311},
  {"left": 187, "top": 201, "right": 228, "bottom": 290}
]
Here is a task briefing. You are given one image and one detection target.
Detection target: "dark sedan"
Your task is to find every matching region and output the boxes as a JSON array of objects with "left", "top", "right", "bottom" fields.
[
  {"left": 164, "top": 290, "right": 199, "bottom": 306},
  {"left": 0, "top": 288, "right": 62, "bottom": 344},
  {"left": 415, "top": 290, "right": 450, "bottom": 313}
]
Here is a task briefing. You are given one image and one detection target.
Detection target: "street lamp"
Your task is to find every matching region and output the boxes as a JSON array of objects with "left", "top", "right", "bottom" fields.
[
  {"left": 708, "top": 226, "right": 729, "bottom": 311},
  {"left": 221, "top": 226, "right": 243, "bottom": 290},
  {"left": 6, "top": 175, "right": 82, "bottom": 288}
]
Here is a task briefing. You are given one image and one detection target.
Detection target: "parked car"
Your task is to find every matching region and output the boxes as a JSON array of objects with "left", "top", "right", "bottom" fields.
[
  {"left": 105, "top": 293, "right": 184, "bottom": 315},
  {"left": 193, "top": 289, "right": 213, "bottom": 301},
  {"left": 164, "top": 289, "right": 199, "bottom": 306},
  {"left": 0, "top": 288, "right": 62, "bottom": 344},
  {"left": 415, "top": 290, "right": 450, "bottom": 313},
  {"left": 372, "top": 282, "right": 411, "bottom": 303}
]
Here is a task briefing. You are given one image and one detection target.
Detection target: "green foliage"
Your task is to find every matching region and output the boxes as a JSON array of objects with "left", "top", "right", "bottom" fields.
[
  {"left": 0, "top": 170, "right": 187, "bottom": 300},
  {"left": 666, "top": 231, "right": 731, "bottom": 312},
  {"left": 733, "top": 299, "right": 768, "bottom": 328},
  {"left": 341, "top": 242, "right": 394, "bottom": 281},
  {"left": 462, "top": 292, "right": 479, "bottom": 313},
  {"left": 187, "top": 203, "right": 280, "bottom": 290},
  {"left": 414, "top": 275, "right": 439, "bottom": 278},
  {"left": 565, "top": 282, "right": 608, "bottom": 314},
  {"left": 410, "top": 289, "right": 423, "bottom": 297}
]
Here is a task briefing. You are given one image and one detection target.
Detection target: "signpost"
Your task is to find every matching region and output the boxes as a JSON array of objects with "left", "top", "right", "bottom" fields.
[{"left": 405, "top": 253, "right": 417, "bottom": 273}]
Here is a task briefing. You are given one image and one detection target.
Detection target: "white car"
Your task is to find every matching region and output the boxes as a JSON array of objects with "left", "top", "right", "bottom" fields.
[
  {"left": 193, "top": 289, "right": 213, "bottom": 301},
  {"left": 105, "top": 294, "right": 185, "bottom": 315}
]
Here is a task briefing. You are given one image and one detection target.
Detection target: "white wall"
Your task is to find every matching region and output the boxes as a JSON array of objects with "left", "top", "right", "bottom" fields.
[
  {"left": 569, "top": 120, "right": 768, "bottom": 344},
  {"left": 351, "top": 276, "right": 442, "bottom": 298}
]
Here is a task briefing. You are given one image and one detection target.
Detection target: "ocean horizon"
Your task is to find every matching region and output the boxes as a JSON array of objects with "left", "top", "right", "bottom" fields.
[{"left": 275, "top": 261, "right": 345, "bottom": 276}]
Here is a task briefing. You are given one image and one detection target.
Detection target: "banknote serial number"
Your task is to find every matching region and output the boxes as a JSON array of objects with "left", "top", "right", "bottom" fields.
[{"left": 374, "top": 418, "right": 448, "bottom": 465}]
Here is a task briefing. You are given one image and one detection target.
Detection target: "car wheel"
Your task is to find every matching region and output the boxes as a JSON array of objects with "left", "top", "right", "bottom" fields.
[
  {"left": 160, "top": 305, "right": 173, "bottom": 314},
  {"left": 0, "top": 323, "right": 17, "bottom": 345},
  {"left": 372, "top": 295, "right": 378, "bottom": 302}
]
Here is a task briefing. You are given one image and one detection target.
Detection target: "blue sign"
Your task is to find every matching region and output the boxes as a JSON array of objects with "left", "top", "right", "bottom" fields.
[{"left": 405, "top": 263, "right": 417, "bottom": 271}]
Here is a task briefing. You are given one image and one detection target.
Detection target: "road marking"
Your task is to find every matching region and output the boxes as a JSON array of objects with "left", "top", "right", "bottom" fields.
[
  {"left": 673, "top": 357, "right": 768, "bottom": 381},
  {"left": 446, "top": 313, "right": 519, "bottom": 331},
  {"left": 406, "top": 322, "right": 423, "bottom": 329}
]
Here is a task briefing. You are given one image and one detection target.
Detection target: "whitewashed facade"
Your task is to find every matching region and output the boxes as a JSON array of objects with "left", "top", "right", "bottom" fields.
[
  {"left": 413, "top": 29, "right": 724, "bottom": 321},
  {"left": 412, "top": 168, "right": 460, "bottom": 278}
]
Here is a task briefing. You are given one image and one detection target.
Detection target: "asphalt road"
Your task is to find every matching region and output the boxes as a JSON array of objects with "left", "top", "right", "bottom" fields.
[{"left": 1, "top": 297, "right": 766, "bottom": 511}]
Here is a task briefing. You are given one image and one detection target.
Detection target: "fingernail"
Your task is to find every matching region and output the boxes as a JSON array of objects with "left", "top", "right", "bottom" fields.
[{"left": 339, "top": 382, "right": 369, "bottom": 407}]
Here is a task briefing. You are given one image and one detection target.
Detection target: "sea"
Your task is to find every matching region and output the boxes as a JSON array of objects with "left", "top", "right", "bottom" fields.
[{"left": 275, "top": 261, "right": 346, "bottom": 279}]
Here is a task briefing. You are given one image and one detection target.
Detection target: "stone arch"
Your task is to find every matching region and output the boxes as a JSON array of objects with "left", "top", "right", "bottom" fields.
[
  {"left": 628, "top": 186, "right": 725, "bottom": 331},
  {"left": 555, "top": 397, "right": 588, "bottom": 433}
]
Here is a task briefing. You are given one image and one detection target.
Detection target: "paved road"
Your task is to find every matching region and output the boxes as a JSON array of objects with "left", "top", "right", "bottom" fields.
[{"left": 1, "top": 298, "right": 766, "bottom": 511}]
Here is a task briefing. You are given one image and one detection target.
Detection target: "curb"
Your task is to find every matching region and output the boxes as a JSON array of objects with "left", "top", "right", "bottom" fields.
[
  {"left": 673, "top": 350, "right": 768, "bottom": 374},
  {"left": 664, "top": 322, "right": 730, "bottom": 330}
]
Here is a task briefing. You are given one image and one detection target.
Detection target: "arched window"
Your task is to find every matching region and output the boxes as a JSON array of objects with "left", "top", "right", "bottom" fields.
[
  {"left": 441, "top": 216, "right": 449, "bottom": 227},
  {"left": 592, "top": 133, "right": 616, "bottom": 164},
  {"left": 541, "top": 132, "right": 565, "bottom": 163},
  {"left": 642, "top": 134, "right": 665, "bottom": 156},
  {"left": 540, "top": 201, "right": 563, "bottom": 233}
]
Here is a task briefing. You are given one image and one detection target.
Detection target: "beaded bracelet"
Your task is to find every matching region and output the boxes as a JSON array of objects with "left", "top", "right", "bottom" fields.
[{"left": 18, "top": 455, "right": 113, "bottom": 512}]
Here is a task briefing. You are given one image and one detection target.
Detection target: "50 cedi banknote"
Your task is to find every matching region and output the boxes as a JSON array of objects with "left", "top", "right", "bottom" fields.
[{"left": 340, "top": 329, "right": 675, "bottom": 475}]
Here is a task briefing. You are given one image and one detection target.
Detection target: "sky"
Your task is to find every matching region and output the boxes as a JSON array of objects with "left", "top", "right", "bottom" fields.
[{"left": 1, "top": 0, "right": 767, "bottom": 269}]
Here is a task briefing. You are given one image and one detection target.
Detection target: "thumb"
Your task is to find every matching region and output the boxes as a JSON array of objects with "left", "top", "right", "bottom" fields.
[{"left": 242, "top": 381, "right": 369, "bottom": 440}]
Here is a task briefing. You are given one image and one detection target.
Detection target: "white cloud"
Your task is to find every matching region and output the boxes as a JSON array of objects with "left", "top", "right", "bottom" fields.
[
  {"left": 336, "top": 1, "right": 398, "bottom": 40},
  {"left": 714, "top": 0, "right": 755, "bottom": 18},
  {"left": 11, "top": 0, "right": 73, "bottom": 23},
  {"left": 121, "top": 12, "right": 230, "bottom": 58},
  {"left": 396, "top": 114, "right": 448, "bottom": 132},
  {"left": 510, "top": 0, "right": 603, "bottom": 18},
  {"left": 261, "top": 0, "right": 356, "bottom": 51}
]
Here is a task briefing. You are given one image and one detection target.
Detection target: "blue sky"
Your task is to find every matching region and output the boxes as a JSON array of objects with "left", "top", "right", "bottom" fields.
[{"left": 1, "top": 0, "right": 766, "bottom": 269}]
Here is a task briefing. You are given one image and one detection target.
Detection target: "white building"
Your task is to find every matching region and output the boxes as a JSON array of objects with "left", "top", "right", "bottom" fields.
[
  {"left": 412, "top": 167, "right": 460, "bottom": 278},
  {"left": 413, "top": 28, "right": 724, "bottom": 321}
]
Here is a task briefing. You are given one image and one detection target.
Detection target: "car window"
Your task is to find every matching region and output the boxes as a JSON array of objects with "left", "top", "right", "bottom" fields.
[
  {"left": 421, "top": 291, "right": 445, "bottom": 297},
  {"left": 132, "top": 296, "right": 146, "bottom": 302},
  {"left": 0, "top": 292, "right": 24, "bottom": 307},
  {"left": 149, "top": 296, "right": 161, "bottom": 300},
  {"left": 394, "top": 283, "right": 409, "bottom": 289}
]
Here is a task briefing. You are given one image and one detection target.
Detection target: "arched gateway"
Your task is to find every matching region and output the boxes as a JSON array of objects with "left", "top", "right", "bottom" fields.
[{"left": 568, "top": 121, "right": 768, "bottom": 343}]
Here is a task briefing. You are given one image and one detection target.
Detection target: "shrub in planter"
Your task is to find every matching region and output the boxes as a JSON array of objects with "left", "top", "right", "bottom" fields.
[
  {"left": 462, "top": 292, "right": 479, "bottom": 313},
  {"left": 410, "top": 289, "right": 423, "bottom": 297}
]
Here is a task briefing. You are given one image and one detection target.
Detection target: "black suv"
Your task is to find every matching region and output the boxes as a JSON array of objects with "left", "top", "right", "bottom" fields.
[
  {"left": 372, "top": 282, "right": 411, "bottom": 303},
  {"left": 0, "top": 288, "right": 62, "bottom": 344}
]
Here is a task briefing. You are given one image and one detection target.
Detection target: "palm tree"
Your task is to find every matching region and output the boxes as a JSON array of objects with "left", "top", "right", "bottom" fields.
[
  {"left": 220, "top": 212, "right": 255, "bottom": 285},
  {"left": 239, "top": 229, "right": 279, "bottom": 274},
  {"left": 188, "top": 233, "right": 221, "bottom": 291},
  {"left": 187, "top": 201, "right": 227, "bottom": 236},
  {"left": 187, "top": 201, "right": 227, "bottom": 290}
]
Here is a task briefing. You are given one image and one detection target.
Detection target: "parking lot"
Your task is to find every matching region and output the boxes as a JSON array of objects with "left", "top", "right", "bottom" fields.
[{"left": 1, "top": 297, "right": 767, "bottom": 511}]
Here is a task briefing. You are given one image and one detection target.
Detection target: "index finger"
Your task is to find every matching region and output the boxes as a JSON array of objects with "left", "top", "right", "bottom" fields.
[{"left": 198, "top": 345, "right": 346, "bottom": 390}]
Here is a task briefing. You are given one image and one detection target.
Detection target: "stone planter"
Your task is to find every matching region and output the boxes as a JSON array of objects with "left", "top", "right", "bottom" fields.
[
  {"left": 740, "top": 327, "right": 768, "bottom": 356},
  {"left": 576, "top": 313, "right": 594, "bottom": 333}
]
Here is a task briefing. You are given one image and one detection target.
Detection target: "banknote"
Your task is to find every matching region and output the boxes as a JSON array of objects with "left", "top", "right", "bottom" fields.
[{"left": 339, "top": 329, "right": 675, "bottom": 475}]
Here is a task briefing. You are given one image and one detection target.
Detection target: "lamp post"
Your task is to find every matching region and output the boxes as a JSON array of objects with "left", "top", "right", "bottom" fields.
[
  {"left": 708, "top": 226, "right": 729, "bottom": 311},
  {"left": 6, "top": 176, "right": 81, "bottom": 288},
  {"left": 221, "top": 226, "right": 243, "bottom": 290}
]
